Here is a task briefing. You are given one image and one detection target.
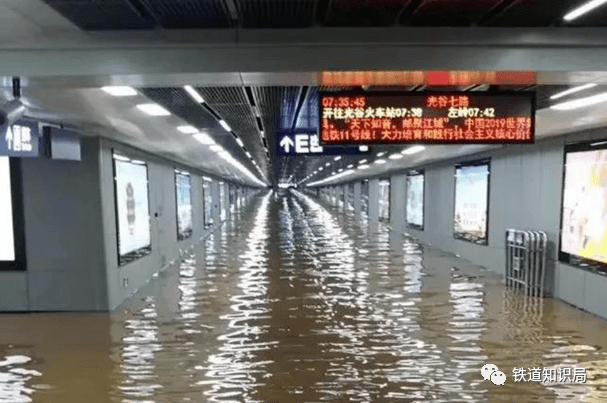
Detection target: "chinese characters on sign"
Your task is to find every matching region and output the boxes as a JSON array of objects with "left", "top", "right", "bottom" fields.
[
  {"left": 0, "top": 121, "right": 40, "bottom": 157},
  {"left": 319, "top": 92, "right": 535, "bottom": 145},
  {"left": 513, "top": 367, "right": 587, "bottom": 383}
]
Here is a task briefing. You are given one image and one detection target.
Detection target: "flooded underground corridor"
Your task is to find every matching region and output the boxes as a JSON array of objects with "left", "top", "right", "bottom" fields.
[{"left": 1, "top": 190, "right": 607, "bottom": 403}]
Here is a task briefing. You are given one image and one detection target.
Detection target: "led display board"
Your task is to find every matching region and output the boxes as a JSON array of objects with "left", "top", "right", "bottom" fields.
[
  {"left": 319, "top": 91, "right": 535, "bottom": 145},
  {"left": 175, "top": 172, "right": 193, "bottom": 241},
  {"left": 113, "top": 154, "right": 152, "bottom": 265},
  {"left": 0, "top": 157, "right": 25, "bottom": 270},
  {"left": 454, "top": 160, "right": 490, "bottom": 245},
  {"left": 406, "top": 170, "right": 425, "bottom": 230},
  {"left": 560, "top": 141, "right": 607, "bottom": 274}
]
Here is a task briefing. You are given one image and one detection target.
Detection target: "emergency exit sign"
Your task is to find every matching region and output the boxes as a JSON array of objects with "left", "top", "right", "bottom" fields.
[{"left": 277, "top": 131, "right": 369, "bottom": 156}]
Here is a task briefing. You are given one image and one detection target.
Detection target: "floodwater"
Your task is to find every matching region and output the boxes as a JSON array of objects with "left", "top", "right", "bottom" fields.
[{"left": 1, "top": 190, "right": 607, "bottom": 403}]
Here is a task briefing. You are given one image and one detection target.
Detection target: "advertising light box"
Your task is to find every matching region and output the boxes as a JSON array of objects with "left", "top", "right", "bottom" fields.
[
  {"left": 175, "top": 172, "right": 193, "bottom": 241},
  {"left": 560, "top": 142, "right": 607, "bottom": 273},
  {"left": 0, "top": 157, "right": 16, "bottom": 263},
  {"left": 406, "top": 170, "right": 425, "bottom": 230},
  {"left": 453, "top": 161, "right": 490, "bottom": 245},
  {"left": 113, "top": 155, "right": 152, "bottom": 265},
  {"left": 319, "top": 91, "right": 535, "bottom": 145},
  {"left": 379, "top": 179, "right": 390, "bottom": 221}
]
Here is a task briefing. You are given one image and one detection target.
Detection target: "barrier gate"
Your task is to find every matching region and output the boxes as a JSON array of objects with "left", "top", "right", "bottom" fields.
[{"left": 505, "top": 229, "right": 548, "bottom": 297}]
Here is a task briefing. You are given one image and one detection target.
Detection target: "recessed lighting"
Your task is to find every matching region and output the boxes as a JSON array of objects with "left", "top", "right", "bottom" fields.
[
  {"left": 377, "top": 152, "right": 386, "bottom": 157},
  {"left": 319, "top": 167, "right": 324, "bottom": 171},
  {"left": 136, "top": 103, "right": 171, "bottom": 116},
  {"left": 219, "top": 120, "right": 231, "bottom": 132},
  {"left": 193, "top": 133, "right": 215, "bottom": 145},
  {"left": 551, "top": 92, "right": 607, "bottom": 110},
  {"left": 236, "top": 138, "right": 244, "bottom": 147},
  {"left": 325, "top": 162, "right": 331, "bottom": 166},
  {"left": 246, "top": 151, "right": 252, "bottom": 158},
  {"left": 358, "top": 159, "right": 368, "bottom": 164},
  {"left": 359, "top": 145, "right": 369, "bottom": 152},
  {"left": 101, "top": 86, "right": 137, "bottom": 96},
  {"left": 184, "top": 85, "right": 204, "bottom": 103},
  {"left": 334, "top": 156, "right": 342, "bottom": 161},
  {"left": 210, "top": 144, "right": 223, "bottom": 152},
  {"left": 177, "top": 125, "right": 199, "bottom": 134},
  {"left": 389, "top": 153, "right": 403, "bottom": 160},
  {"left": 347, "top": 164, "right": 354, "bottom": 168},
  {"left": 338, "top": 168, "right": 344, "bottom": 172},
  {"left": 358, "top": 164, "right": 370, "bottom": 170},
  {"left": 402, "top": 145, "right": 426, "bottom": 155},
  {"left": 375, "top": 159, "right": 386, "bottom": 164},
  {"left": 563, "top": 0, "right": 607, "bottom": 21},
  {"left": 550, "top": 84, "right": 597, "bottom": 100}
]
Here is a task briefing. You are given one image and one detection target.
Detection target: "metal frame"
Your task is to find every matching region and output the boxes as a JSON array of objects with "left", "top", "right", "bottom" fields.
[{"left": 506, "top": 229, "right": 548, "bottom": 297}]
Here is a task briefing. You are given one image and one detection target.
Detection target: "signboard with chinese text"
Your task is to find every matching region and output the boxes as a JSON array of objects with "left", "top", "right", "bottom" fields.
[
  {"left": 0, "top": 120, "right": 40, "bottom": 157},
  {"left": 319, "top": 91, "right": 535, "bottom": 145},
  {"left": 277, "top": 131, "right": 369, "bottom": 156}
]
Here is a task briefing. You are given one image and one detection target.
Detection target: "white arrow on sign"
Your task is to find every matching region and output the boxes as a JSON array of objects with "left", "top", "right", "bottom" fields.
[{"left": 280, "top": 136, "right": 295, "bottom": 153}]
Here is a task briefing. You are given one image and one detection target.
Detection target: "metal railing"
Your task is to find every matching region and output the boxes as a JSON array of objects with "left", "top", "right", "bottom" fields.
[{"left": 505, "top": 229, "right": 548, "bottom": 297}]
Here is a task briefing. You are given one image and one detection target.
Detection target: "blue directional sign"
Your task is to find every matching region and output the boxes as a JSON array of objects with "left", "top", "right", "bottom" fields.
[
  {"left": 0, "top": 120, "right": 40, "bottom": 157},
  {"left": 277, "top": 131, "right": 369, "bottom": 156}
]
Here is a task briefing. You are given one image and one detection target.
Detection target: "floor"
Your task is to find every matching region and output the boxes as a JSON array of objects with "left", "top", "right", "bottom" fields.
[{"left": 1, "top": 190, "right": 607, "bottom": 403}]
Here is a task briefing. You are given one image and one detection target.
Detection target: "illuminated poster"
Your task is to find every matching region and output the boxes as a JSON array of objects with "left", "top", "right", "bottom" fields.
[
  {"left": 0, "top": 157, "right": 15, "bottom": 262},
  {"left": 561, "top": 144, "right": 607, "bottom": 270},
  {"left": 406, "top": 170, "right": 424, "bottom": 230},
  {"left": 203, "top": 178, "right": 213, "bottom": 227},
  {"left": 114, "top": 156, "right": 151, "bottom": 264},
  {"left": 320, "top": 91, "right": 534, "bottom": 145},
  {"left": 219, "top": 182, "right": 226, "bottom": 221},
  {"left": 175, "top": 172, "right": 193, "bottom": 240},
  {"left": 453, "top": 161, "right": 490, "bottom": 244},
  {"left": 379, "top": 179, "right": 390, "bottom": 221}
]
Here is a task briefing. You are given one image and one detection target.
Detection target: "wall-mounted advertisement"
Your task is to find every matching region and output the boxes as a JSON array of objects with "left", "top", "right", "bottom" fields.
[
  {"left": 453, "top": 160, "right": 490, "bottom": 245},
  {"left": 175, "top": 171, "right": 193, "bottom": 241},
  {"left": 113, "top": 154, "right": 152, "bottom": 265},
  {"left": 560, "top": 142, "right": 607, "bottom": 274},
  {"left": 0, "top": 157, "right": 26, "bottom": 270},
  {"left": 379, "top": 179, "right": 391, "bottom": 221},
  {"left": 406, "top": 170, "right": 425, "bottom": 230},
  {"left": 203, "top": 177, "right": 213, "bottom": 227}
]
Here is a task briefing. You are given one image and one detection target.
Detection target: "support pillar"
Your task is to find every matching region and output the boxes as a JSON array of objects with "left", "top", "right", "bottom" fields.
[
  {"left": 369, "top": 178, "right": 380, "bottom": 227},
  {"left": 390, "top": 174, "right": 406, "bottom": 234},
  {"left": 353, "top": 182, "right": 362, "bottom": 214}
]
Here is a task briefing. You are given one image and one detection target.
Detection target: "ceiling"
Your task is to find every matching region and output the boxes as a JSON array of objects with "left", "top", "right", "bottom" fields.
[
  {"left": 41, "top": 0, "right": 607, "bottom": 30},
  {"left": 5, "top": 0, "right": 607, "bottom": 187}
]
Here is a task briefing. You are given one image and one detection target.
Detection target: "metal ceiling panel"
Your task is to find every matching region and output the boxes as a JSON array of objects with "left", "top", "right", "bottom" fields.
[
  {"left": 483, "top": 0, "right": 586, "bottom": 27},
  {"left": 325, "top": 0, "right": 411, "bottom": 26},
  {"left": 43, "top": 0, "right": 154, "bottom": 30},
  {"left": 138, "top": 0, "right": 233, "bottom": 28},
  {"left": 195, "top": 86, "right": 268, "bottom": 172},
  {"left": 236, "top": 0, "right": 316, "bottom": 28},
  {"left": 407, "top": 0, "right": 500, "bottom": 26}
]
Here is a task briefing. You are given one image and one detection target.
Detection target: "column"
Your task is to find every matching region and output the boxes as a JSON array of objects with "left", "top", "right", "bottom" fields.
[
  {"left": 368, "top": 178, "right": 380, "bottom": 227},
  {"left": 343, "top": 184, "right": 350, "bottom": 211},
  {"left": 353, "top": 182, "right": 362, "bottom": 214},
  {"left": 390, "top": 174, "right": 406, "bottom": 234}
]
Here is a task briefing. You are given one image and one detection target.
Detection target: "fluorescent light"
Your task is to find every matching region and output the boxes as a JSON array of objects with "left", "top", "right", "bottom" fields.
[
  {"left": 184, "top": 85, "right": 204, "bottom": 103},
  {"left": 563, "top": 0, "right": 607, "bottom": 21},
  {"left": 358, "top": 159, "right": 368, "bottom": 164},
  {"left": 402, "top": 145, "right": 426, "bottom": 155},
  {"left": 551, "top": 92, "right": 607, "bottom": 110},
  {"left": 358, "top": 164, "right": 370, "bottom": 170},
  {"left": 219, "top": 120, "right": 231, "bottom": 132},
  {"left": 136, "top": 103, "right": 171, "bottom": 116},
  {"left": 319, "top": 167, "right": 324, "bottom": 171},
  {"left": 591, "top": 140, "right": 607, "bottom": 147},
  {"left": 177, "top": 125, "right": 199, "bottom": 134},
  {"left": 113, "top": 154, "right": 130, "bottom": 162},
  {"left": 193, "top": 133, "right": 215, "bottom": 145},
  {"left": 359, "top": 145, "right": 369, "bottom": 152},
  {"left": 550, "top": 84, "right": 597, "bottom": 100},
  {"left": 389, "top": 153, "right": 403, "bottom": 160},
  {"left": 334, "top": 156, "right": 342, "bottom": 161},
  {"left": 347, "top": 164, "right": 354, "bottom": 168},
  {"left": 375, "top": 159, "right": 386, "bottom": 164},
  {"left": 101, "top": 86, "right": 137, "bottom": 96},
  {"left": 377, "top": 152, "right": 386, "bottom": 157},
  {"left": 203, "top": 176, "right": 212, "bottom": 181},
  {"left": 246, "top": 151, "right": 252, "bottom": 158},
  {"left": 210, "top": 144, "right": 223, "bottom": 152},
  {"left": 325, "top": 162, "right": 331, "bottom": 166},
  {"left": 236, "top": 138, "right": 244, "bottom": 147},
  {"left": 338, "top": 168, "right": 344, "bottom": 172}
]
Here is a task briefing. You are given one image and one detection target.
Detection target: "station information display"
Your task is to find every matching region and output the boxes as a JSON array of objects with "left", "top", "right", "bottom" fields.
[{"left": 319, "top": 91, "right": 535, "bottom": 145}]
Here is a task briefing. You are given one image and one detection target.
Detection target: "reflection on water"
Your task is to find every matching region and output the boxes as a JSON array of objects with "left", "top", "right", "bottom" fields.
[{"left": 0, "top": 189, "right": 607, "bottom": 402}]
